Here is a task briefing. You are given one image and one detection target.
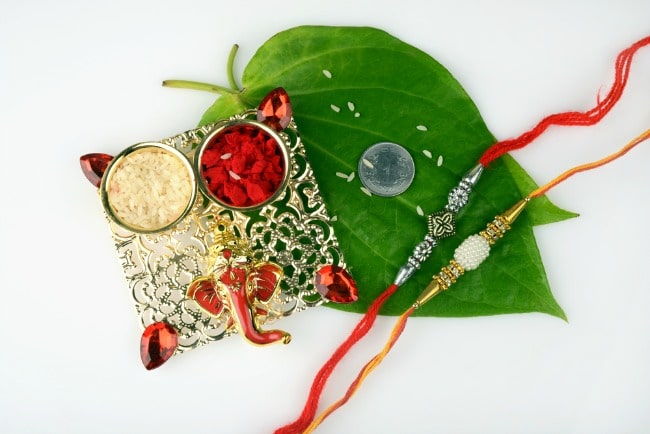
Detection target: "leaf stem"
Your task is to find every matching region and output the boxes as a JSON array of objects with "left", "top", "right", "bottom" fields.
[
  {"left": 227, "top": 44, "right": 241, "bottom": 91},
  {"left": 161, "top": 80, "right": 240, "bottom": 95}
]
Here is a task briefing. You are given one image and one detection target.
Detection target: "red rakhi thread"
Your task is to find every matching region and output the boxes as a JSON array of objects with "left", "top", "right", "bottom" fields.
[
  {"left": 304, "top": 306, "right": 414, "bottom": 434},
  {"left": 274, "top": 36, "right": 650, "bottom": 434},
  {"left": 274, "top": 283, "right": 399, "bottom": 434},
  {"left": 479, "top": 36, "right": 650, "bottom": 166}
]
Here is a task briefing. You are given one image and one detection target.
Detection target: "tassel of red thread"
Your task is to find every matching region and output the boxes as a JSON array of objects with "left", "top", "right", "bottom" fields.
[
  {"left": 274, "top": 284, "right": 399, "bottom": 434},
  {"left": 479, "top": 36, "right": 650, "bottom": 166}
]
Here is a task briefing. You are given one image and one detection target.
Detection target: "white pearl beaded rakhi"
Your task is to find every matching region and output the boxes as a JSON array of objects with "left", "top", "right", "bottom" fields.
[{"left": 413, "top": 197, "right": 527, "bottom": 308}]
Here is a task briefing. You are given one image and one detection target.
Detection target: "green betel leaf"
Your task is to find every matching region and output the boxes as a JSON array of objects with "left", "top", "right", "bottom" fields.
[{"left": 187, "top": 26, "right": 577, "bottom": 319}]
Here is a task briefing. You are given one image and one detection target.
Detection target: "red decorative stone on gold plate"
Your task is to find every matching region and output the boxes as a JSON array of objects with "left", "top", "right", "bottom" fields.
[
  {"left": 316, "top": 265, "right": 359, "bottom": 304},
  {"left": 80, "top": 153, "right": 113, "bottom": 188},
  {"left": 140, "top": 322, "right": 179, "bottom": 370},
  {"left": 257, "top": 87, "right": 292, "bottom": 131}
]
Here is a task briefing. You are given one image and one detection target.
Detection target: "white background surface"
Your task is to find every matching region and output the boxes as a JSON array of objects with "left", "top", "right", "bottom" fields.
[{"left": 1, "top": 1, "right": 649, "bottom": 433}]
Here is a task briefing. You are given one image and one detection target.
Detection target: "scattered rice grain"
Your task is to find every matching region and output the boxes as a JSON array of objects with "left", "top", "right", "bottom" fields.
[
  {"left": 331, "top": 215, "right": 338, "bottom": 222},
  {"left": 416, "top": 206, "right": 424, "bottom": 216},
  {"left": 346, "top": 172, "right": 355, "bottom": 182},
  {"left": 416, "top": 125, "right": 428, "bottom": 131},
  {"left": 322, "top": 69, "right": 332, "bottom": 79},
  {"left": 354, "top": 112, "right": 361, "bottom": 118},
  {"left": 336, "top": 172, "right": 348, "bottom": 179},
  {"left": 360, "top": 187, "right": 372, "bottom": 197},
  {"left": 347, "top": 102, "right": 355, "bottom": 111},
  {"left": 362, "top": 158, "right": 374, "bottom": 169},
  {"left": 330, "top": 104, "right": 341, "bottom": 113},
  {"left": 229, "top": 170, "right": 241, "bottom": 180},
  {"left": 423, "top": 150, "right": 432, "bottom": 159},
  {"left": 220, "top": 153, "right": 232, "bottom": 160},
  {"left": 437, "top": 155, "right": 444, "bottom": 167}
]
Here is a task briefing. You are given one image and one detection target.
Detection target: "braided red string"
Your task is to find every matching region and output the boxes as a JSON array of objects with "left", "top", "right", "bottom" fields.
[
  {"left": 274, "top": 284, "right": 399, "bottom": 434},
  {"left": 304, "top": 306, "right": 415, "bottom": 433},
  {"left": 479, "top": 36, "right": 650, "bottom": 166}
]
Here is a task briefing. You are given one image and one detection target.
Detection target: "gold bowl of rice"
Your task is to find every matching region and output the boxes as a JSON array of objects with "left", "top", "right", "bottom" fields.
[{"left": 100, "top": 142, "right": 197, "bottom": 233}]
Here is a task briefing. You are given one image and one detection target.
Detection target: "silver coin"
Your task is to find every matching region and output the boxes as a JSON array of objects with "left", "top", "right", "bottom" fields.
[{"left": 358, "top": 142, "right": 415, "bottom": 197}]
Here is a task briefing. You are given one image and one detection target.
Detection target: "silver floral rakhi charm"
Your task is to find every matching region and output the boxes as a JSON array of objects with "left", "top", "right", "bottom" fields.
[{"left": 394, "top": 163, "right": 484, "bottom": 286}]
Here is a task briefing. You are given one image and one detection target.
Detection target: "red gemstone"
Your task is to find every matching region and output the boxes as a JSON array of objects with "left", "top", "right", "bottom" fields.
[
  {"left": 257, "top": 87, "right": 292, "bottom": 131},
  {"left": 315, "top": 265, "right": 358, "bottom": 304},
  {"left": 140, "top": 321, "right": 178, "bottom": 370},
  {"left": 80, "top": 153, "right": 113, "bottom": 187},
  {"left": 187, "top": 279, "right": 224, "bottom": 316}
]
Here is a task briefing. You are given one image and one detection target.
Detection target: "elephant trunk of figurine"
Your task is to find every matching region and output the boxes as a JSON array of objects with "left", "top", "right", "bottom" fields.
[{"left": 222, "top": 272, "right": 291, "bottom": 346}]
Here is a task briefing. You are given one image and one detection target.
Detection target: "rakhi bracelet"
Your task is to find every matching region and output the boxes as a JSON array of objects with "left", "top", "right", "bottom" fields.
[
  {"left": 275, "top": 35, "right": 650, "bottom": 434},
  {"left": 393, "top": 163, "right": 483, "bottom": 286},
  {"left": 303, "top": 127, "right": 650, "bottom": 433}
]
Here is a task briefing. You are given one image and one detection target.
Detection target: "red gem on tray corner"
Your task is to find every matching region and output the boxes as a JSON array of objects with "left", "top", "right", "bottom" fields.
[
  {"left": 315, "top": 265, "right": 359, "bottom": 304},
  {"left": 140, "top": 321, "right": 179, "bottom": 370},
  {"left": 80, "top": 153, "right": 113, "bottom": 188},
  {"left": 257, "top": 87, "right": 292, "bottom": 131}
]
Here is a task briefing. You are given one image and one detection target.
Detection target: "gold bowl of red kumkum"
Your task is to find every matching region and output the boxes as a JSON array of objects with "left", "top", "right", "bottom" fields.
[
  {"left": 195, "top": 119, "right": 290, "bottom": 211},
  {"left": 100, "top": 142, "right": 197, "bottom": 233}
]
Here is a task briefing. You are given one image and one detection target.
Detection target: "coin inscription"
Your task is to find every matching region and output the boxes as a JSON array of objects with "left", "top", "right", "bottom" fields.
[{"left": 358, "top": 142, "right": 415, "bottom": 197}]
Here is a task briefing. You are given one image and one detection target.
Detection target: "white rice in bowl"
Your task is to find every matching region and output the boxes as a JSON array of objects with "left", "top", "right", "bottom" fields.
[{"left": 106, "top": 147, "right": 193, "bottom": 232}]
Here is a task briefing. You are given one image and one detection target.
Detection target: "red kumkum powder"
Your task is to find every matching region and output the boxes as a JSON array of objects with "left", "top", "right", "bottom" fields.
[{"left": 200, "top": 124, "right": 285, "bottom": 208}]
